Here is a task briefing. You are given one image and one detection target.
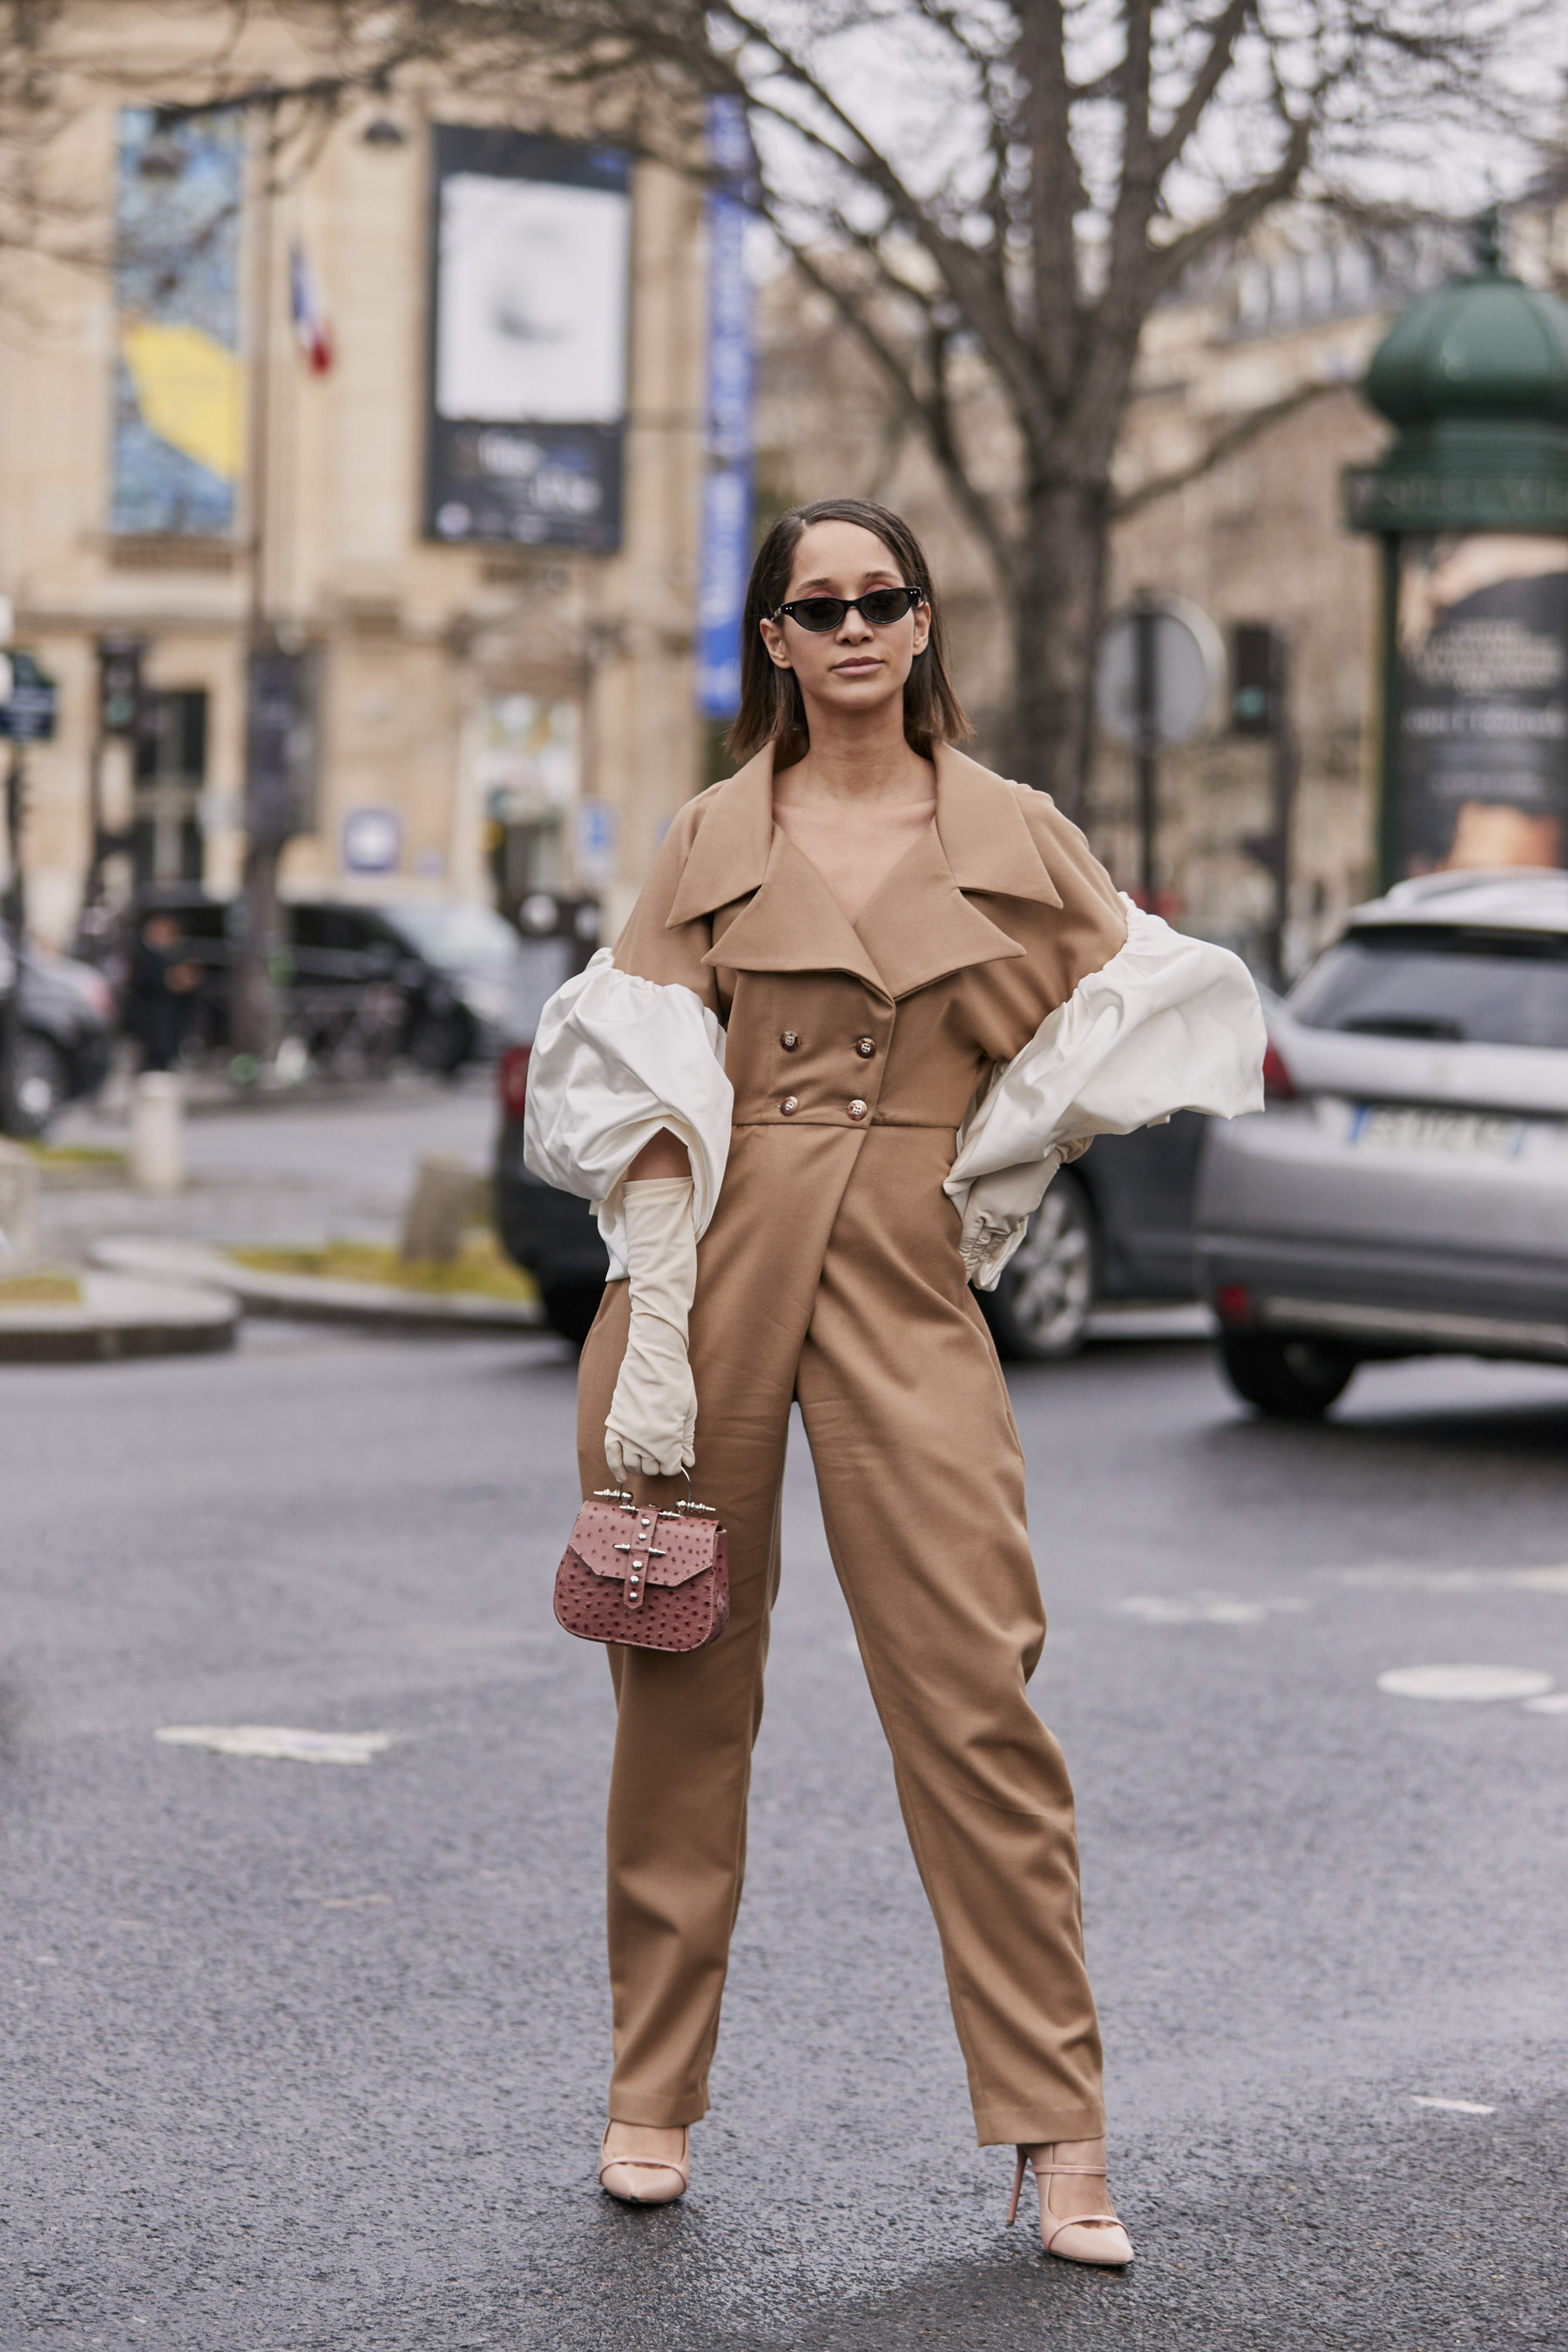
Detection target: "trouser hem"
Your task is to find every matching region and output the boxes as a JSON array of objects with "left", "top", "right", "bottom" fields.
[
  {"left": 973, "top": 2100, "right": 1106, "bottom": 2149},
  {"left": 607, "top": 2090, "right": 710, "bottom": 2128}
]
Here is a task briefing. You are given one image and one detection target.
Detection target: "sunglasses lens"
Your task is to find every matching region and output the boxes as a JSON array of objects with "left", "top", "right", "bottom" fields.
[
  {"left": 860, "top": 588, "right": 916, "bottom": 624},
  {"left": 791, "top": 598, "right": 847, "bottom": 632}
]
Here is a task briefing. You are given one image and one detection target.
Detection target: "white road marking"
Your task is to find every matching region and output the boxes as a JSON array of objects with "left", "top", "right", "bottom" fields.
[
  {"left": 155, "top": 1726, "right": 394, "bottom": 1765},
  {"left": 1376, "top": 1666, "right": 1553, "bottom": 1703},
  {"left": 1523, "top": 1692, "right": 1568, "bottom": 1714},
  {"left": 1328, "top": 1565, "right": 1568, "bottom": 1594},
  {"left": 1412, "top": 2095, "right": 1496, "bottom": 2114},
  {"left": 1114, "top": 1592, "right": 1308, "bottom": 1625}
]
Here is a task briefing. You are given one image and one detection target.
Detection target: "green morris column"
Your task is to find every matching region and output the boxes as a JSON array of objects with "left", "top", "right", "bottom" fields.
[{"left": 1344, "top": 225, "right": 1568, "bottom": 887}]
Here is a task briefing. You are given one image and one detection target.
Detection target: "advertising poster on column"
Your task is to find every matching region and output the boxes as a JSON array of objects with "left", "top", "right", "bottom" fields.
[
  {"left": 112, "top": 108, "right": 245, "bottom": 537},
  {"left": 427, "top": 128, "right": 630, "bottom": 551},
  {"left": 1395, "top": 534, "right": 1568, "bottom": 873}
]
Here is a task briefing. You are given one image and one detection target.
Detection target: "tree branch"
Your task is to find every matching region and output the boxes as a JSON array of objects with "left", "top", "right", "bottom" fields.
[{"left": 1109, "top": 375, "right": 1341, "bottom": 520}]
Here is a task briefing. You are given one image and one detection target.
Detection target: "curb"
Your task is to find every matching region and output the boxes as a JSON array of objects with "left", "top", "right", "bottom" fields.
[
  {"left": 0, "top": 1272, "right": 239, "bottom": 1364},
  {"left": 87, "top": 1237, "right": 549, "bottom": 1335}
]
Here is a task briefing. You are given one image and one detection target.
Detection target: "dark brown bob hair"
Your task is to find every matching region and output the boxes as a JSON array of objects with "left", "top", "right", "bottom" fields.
[{"left": 727, "top": 497, "right": 970, "bottom": 763}]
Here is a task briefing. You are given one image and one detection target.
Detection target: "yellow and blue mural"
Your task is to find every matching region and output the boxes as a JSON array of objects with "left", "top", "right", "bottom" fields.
[{"left": 112, "top": 108, "right": 245, "bottom": 537}]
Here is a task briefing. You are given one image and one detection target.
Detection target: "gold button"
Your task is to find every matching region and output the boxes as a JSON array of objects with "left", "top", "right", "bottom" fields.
[
  {"left": 855, "top": 1037, "right": 875, "bottom": 1058},
  {"left": 848, "top": 1098, "right": 868, "bottom": 1120},
  {"left": 780, "top": 1096, "right": 799, "bottom": 1116},
  {"left": 781, "top": 1031, "right": 799, "bottom": 1051}
]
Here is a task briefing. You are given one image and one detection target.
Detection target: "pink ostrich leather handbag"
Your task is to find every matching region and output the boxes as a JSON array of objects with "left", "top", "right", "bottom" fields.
[{"left": 554, "top": 1480, "right": 730, "bottom": 1652}]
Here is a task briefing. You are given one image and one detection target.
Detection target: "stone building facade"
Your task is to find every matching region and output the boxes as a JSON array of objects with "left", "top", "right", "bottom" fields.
[{"left": 0, "top": 5, "right": 709, "bottom": 954}]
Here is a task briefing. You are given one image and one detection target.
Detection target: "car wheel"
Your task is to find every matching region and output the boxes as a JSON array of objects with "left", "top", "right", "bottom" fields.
[
  {"left": 1219, "top": 1331, "right": 1356, "bottom": 1420},
  {"left": 4, "top": 1031, "right": 71, "bottom": 1139},
  {"left": 542, "top": 1279, "right": 606, "bottom": 1348},
  {"left": 977, "top": 1173, "right": 1095, "bottom": 1362}
]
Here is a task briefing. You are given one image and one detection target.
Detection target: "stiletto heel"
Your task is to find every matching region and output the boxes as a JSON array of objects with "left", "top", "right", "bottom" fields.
[
  {"left": 598, "top": 2125, "right": 689, "bottom": 2206},
  {"left": 1007, "top": 2143, "right": 1133, "bottom": 2267}
]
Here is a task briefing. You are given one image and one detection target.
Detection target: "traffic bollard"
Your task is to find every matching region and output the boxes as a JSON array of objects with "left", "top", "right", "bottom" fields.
[{"left": 130, "top": 1071, "right": 185, "bottom": 1195}]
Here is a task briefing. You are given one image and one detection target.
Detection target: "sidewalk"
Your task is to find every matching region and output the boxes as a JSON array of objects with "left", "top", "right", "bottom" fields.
[{"left": 38, "top": 1074, "right": 500, "bottom": 1268}]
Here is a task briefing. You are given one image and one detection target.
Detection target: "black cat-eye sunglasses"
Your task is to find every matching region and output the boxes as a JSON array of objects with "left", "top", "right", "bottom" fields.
[{"left": 773, "top": 584, "right": 927, "bottom": 633}]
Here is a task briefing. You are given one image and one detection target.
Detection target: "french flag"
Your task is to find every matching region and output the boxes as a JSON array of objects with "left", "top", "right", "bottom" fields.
[{"left": 289, "top": 242, "right": 333, "bottom": 374}]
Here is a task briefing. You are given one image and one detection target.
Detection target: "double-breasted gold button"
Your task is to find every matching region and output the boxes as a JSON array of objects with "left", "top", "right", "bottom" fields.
[
  {"left": 781, "top": 1031, "right": 799, "bottom": 1051},
  {"left": 780, "top": 1096, "right": 799, "bottom": 1116},
  {"left": 848, "top": 1098, "right": 868, "bottom": 1120},
  {"left": 854, "top": 1037, "right": 875, "bottom": 1059}
]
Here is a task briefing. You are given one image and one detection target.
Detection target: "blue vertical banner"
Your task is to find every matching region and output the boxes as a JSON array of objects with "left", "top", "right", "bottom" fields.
[{"left": 696, "top": 98, "right": 755, "bottom": 720}]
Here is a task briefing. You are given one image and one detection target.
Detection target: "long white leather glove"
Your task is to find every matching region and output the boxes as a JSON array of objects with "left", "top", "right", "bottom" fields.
[
  {"left": 604, "top": 1177, "right": 698, "bottom": 1480},
  {"left": 958, "top": 1139, "right": 1092, "bottom": 1291}
]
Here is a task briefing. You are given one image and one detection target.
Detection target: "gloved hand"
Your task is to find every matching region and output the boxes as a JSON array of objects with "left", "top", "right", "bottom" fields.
[
  {"left": 957, "top": 1139, "right": 1091, "bottom": 1291},
  {"left": 605, "top": 1177, "right": 698, "bottom": 1480}
]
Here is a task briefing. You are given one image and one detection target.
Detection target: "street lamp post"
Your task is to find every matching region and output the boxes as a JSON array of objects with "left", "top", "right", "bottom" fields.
[{"left": 231, "top": 110, "right": 281, "bottom": 1072}]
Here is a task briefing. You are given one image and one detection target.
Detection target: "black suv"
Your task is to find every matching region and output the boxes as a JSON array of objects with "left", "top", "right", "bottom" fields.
[{"left": 118, "top": 889, "right": 535, "bottom": 1074}]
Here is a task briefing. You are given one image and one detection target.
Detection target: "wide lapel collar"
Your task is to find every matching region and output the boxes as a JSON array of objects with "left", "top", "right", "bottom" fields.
[
  {"left": 701, "top": 822, "right": 889, "bottom": 997},
  {"left": 666, "top": 747, "right": 776, "bottom": 927},
  {"left": 933, "top": 743, "right": 1064, "bottom": 909},
  {"left": 671, "top": 739, "right": 1064, "bottom": 1003},
  {"left": 853, "top": 816, "right": 1026, "bottom": 1000},
  {"left": 854, "top": 746, "right": 1063, "bottom": 999}
]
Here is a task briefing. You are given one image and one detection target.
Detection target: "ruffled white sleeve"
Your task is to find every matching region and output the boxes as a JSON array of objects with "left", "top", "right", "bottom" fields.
[
  {"left": 944, "top": 899, "right": 1266, "bottom": 1287},
  {"left": 522, "top": 947, "right": 733, "bottom": 1279}
]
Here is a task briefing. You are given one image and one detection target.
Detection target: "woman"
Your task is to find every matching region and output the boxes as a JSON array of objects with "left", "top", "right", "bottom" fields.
[{"left": 525, "top": 499, "right": 1263, "bottom": 2263}]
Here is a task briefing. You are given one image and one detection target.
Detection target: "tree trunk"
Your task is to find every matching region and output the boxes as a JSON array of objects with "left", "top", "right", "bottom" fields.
[{"left": 1006, "top": 472, "right": 1110, "bottom": 821}]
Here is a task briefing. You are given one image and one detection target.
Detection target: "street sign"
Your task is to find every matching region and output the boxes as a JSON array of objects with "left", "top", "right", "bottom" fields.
[
  {"left": 342, "top": 806, "right": 402, "bottom": 875},
  {"left": 0, "top": 651, "right": 59, "bottom": 743},
  {"left": 1095, "top": 598, "right": 1223, "bottom": 748}
]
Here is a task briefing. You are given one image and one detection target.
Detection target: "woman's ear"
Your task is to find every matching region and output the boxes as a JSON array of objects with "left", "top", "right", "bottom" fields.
[{"left": 759, "top": 615, "right": 793, "bottom": 672}]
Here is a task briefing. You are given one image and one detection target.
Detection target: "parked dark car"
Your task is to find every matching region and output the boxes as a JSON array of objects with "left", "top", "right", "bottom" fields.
[
  {"left": 496, "top": 1031, "right": 1210, "bottom": 1351},
  {"left": 0, "top": 924, "right": 117, "bottom": 1136},
  {"left": 122, "top": 889, "right": 552, "bottom": 1074}
]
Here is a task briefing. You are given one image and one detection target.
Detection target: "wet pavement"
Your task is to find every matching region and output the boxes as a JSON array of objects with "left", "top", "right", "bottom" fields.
[{"left": 1, "top": 1308, "right": 1565, "bottom": 2349}]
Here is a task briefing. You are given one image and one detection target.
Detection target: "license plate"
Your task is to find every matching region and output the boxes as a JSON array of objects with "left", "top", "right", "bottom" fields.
[{"left": 1349, "top": 1104, "right": 1525, "bottom": 1158}]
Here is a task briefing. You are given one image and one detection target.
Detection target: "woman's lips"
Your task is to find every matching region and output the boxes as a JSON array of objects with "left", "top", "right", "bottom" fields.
[{"left": 833, "top": 658, "right": 882, "bottom": 674}]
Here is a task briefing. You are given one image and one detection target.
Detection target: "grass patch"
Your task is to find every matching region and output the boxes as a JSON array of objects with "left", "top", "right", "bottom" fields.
[
  {"left": 22, "top": 1143, "right": 129, "bottom": 1184},
  {"left": 0, "top": 1268, "right": 83, "bottom": 1308},
  {"left": 231, "top": 1232, "right": 540, "bottom": 1305}
]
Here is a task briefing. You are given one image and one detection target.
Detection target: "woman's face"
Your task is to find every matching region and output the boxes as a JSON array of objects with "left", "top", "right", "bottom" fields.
[{"left": 758, "top": 519, "right": 930, "bottom": 729}]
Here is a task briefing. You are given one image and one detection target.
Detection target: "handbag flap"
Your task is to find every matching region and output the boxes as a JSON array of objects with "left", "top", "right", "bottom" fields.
[{"left": 568, "top": 1499, "right": 720, "bottom": 1589}]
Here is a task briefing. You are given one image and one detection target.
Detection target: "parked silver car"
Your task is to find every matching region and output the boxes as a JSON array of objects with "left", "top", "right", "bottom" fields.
[{"left": 1195, "top": 869, "right": 1568, "bottom": 1416}]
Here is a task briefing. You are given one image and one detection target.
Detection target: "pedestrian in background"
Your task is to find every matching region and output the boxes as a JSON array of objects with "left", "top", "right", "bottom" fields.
[
  {"left": 525, "top": 499, "right": 1264, "bottom": 2265},
  {"left": 125, "top": 912, "right": 199, "bottom": 1073}
]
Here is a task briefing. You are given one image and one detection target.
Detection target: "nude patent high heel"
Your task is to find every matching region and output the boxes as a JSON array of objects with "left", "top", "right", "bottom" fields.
[
  {"left": 1007, "top": 2145, "right": 1134, "bottom": 2267},
  {"left": 598, "top": 2125, "right": 689, "bottom": 2206}
]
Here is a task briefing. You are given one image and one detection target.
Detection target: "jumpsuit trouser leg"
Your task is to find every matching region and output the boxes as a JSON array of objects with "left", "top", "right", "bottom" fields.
[
  {"left": 576, "top": 1126, "right": 1105, "bottom": 2145},
  {"left": 793, "top": 1128, "right": 1105, "bottom": 2146}
]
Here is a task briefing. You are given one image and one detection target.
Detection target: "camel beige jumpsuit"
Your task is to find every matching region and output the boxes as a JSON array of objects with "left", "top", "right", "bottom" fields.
[{"left": 575, "top": 744, "right": 1128, "bottom": 2146}]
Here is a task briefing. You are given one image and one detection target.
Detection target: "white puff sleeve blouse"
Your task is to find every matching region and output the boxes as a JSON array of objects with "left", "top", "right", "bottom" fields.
[
  {"left": 944, "top": 900, "right": 1267, "bottom": 1288},
  {"left": 521, "top": 948, "right": 734, "bottom": 1280}
]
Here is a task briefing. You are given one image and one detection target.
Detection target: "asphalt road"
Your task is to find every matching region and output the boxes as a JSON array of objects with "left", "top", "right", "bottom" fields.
[{"left": 2, "top": 1316, "right": 1565, "bottom": 2350}]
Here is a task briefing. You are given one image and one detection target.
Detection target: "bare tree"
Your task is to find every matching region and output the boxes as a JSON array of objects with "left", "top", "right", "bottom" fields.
[
  {"left": 285, "top": 0, "right": 1547, "bottom": 807},
  {"left": 8, "top": 1, "right": 1554, "bottom": 808}
]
